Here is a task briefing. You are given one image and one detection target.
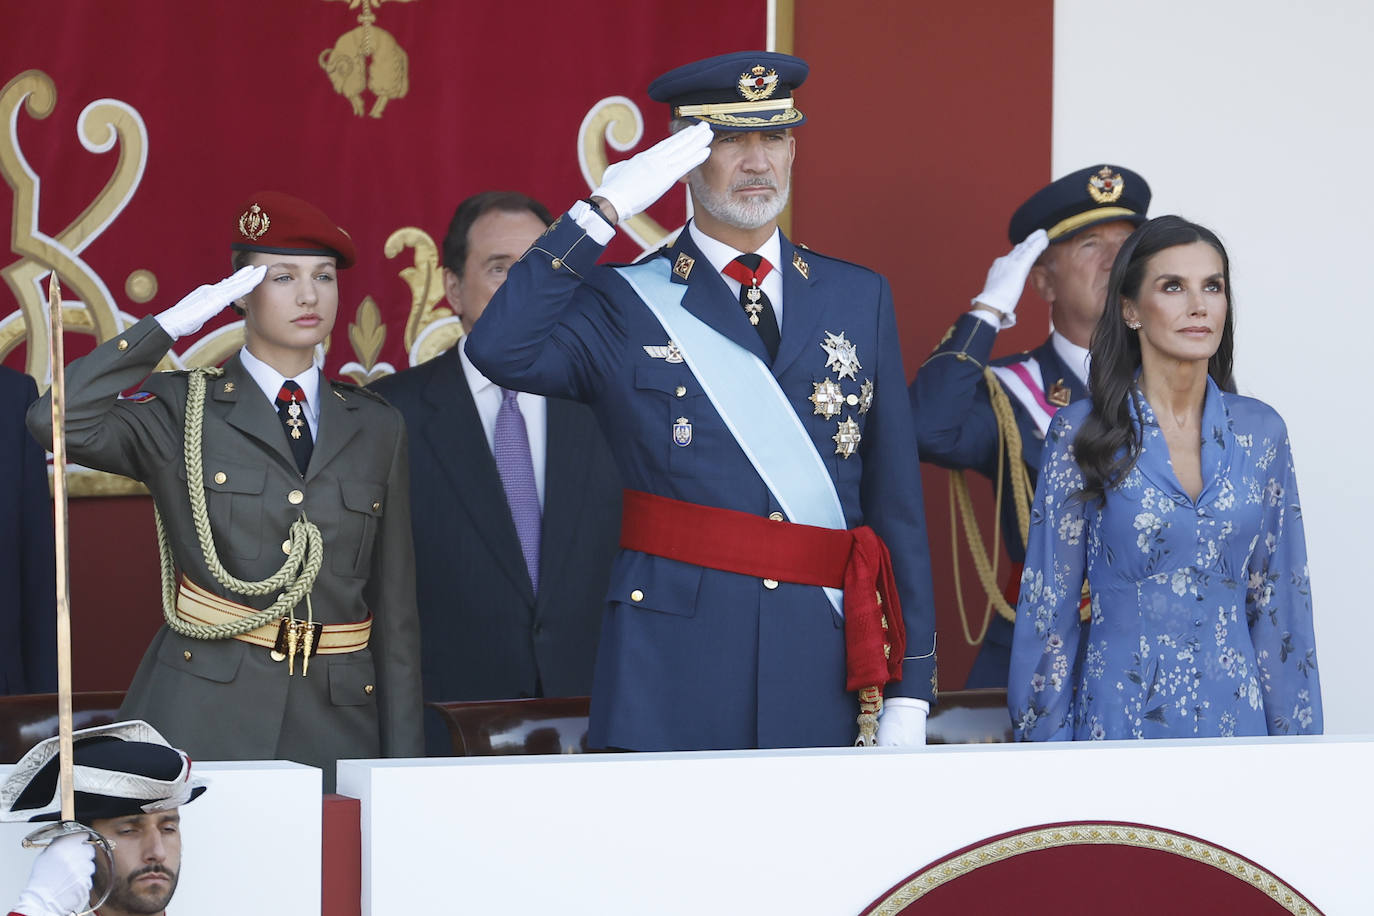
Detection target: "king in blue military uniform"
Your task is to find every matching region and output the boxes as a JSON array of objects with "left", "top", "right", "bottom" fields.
[
  {"left": 466, "top": 51, "right": 938, "bottom": 750},
  {"left": 910, "top": 164, "right": 1151, "bottom": 687}
]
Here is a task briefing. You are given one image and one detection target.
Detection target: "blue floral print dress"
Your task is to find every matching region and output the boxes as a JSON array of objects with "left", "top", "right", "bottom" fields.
[{"left": 1008, "top": 378, "right": 1321, "bottom": 740}]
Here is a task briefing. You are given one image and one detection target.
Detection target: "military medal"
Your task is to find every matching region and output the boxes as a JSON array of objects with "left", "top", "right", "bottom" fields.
[
  {"left": 809, "top": 378, "right": 845, "bottom": 419},
  {"left": 743, "top": 281, "right": 764, "bottom": 326},
  {"left": 286, "top": 401, "right": 305, "bottom": 439},
  {"left": 859, "top": 379, "right": 874, "bottom": 415},
  {"left": 833, "top": 416, "right": 861, "bottom": 458},
  {"left": 643, "top": 340, "right": 685, "bottom": 363},
  {"left": 820, "top": 330, "right": 861, "bottom": 381},
  {"left": 673, "top": 417, "right": 693, "bottom": 447}
]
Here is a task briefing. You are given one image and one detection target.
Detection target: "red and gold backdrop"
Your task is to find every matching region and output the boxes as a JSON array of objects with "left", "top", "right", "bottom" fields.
[{"left": 4, "top": 0, "right": 1054, "bottom": 692}]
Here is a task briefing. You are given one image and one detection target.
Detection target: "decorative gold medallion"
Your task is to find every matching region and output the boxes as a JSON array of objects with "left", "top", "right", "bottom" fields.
[
  {"left": 833, "top": 416, "right": 861, "bottom": 459},
  {"left": 792, "top": 252, "right": 810, "bottom": 279},
  {"left": 809, "top": 378, "right": 845, "bottom": 419},
  {"left": 859, "top": 378, "right": 874, "bottom": 414},
  {"left": 673, "top": 252, "right": 696, "bottom": 280},
  {"left": 1087, "top": 166, "right": 1125, "bottom": 204},
  {"left": 1047, "top": 379, "right": 1071, "bottom": 408},
  {"left": 643, "top": 340, "right": 684, "bottom": 363},
  {"left": 286, "top": 402, "right": 305, "bottom": 439},
  {"left": 820, "top": 330, "right": 861, "bottom": 381},
  {"left": 737, "top": 65, "right": 780, "bottom": 101},
  {"left": 238, "top": 203, "right": 270, "bottom": 241}
]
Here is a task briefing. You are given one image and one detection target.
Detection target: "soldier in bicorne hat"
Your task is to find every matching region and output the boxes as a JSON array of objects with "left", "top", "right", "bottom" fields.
[
  {"left": 1, "top": 721, "right": 206, "bottom": 916},
  {"left": 466, "top": 51, "right": 939, "bottom": 750},
  {"left": 910, "top": 165, "right": 1152, "bottom": 688},
  {"left": 27, "top": 192, "right": 424, "bottom": 791}
]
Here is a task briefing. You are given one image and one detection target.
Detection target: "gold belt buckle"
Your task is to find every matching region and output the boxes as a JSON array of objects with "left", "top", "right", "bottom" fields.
[{"left": 270, "top": 619, "right": 324, "bottom": 676}]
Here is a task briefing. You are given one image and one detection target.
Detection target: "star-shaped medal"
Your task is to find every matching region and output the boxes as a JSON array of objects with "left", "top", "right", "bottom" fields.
[
  {"left": 858, "top": 379, "right": 874, "bottom": 415},
  {"left": 809, "top": 378, "right": 845, "bottom": 419},
  {"left": 833, "top": 416, "right": 861, "bottom": 459},
  {"left": 820, "top": 331, "right": 861, "bottom": 381}
]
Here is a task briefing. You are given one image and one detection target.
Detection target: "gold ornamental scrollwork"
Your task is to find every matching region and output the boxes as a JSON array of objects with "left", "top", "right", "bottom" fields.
[
  {"left": 384, "top": 225, "right": 458, "bottom": 364},
  {"left": 578, "top": 96, "right": 676, "bottom": 254},
  {"left": 319, "top": 0, "right": 416, "bottom": 119}
]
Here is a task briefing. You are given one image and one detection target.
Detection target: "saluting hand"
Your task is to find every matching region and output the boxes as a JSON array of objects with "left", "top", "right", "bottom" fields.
[
  {"left": 155, "top": 263, "right": 268, "bottom": 339},
  {"left": 971, "top": 228, "right": 1050, "bottom": 327},
  {"left": 11, "top": 834, "right": 95, "bottom": 916},
  {"left": 591, "top": 120, "right": 715, "bottom": 224}
]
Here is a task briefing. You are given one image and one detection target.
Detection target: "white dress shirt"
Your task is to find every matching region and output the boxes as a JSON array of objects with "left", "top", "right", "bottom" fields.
[
  {"left": 1051, "top": 331, "right": 1090, "bottom": 386},
  {"left": 239, "top": 346, "right": 322, "bottom": 435},
  {"left": 459, "top": 335, "right": 548, "bottom": 508},
  {"left": 689, "top": 221, "right": 786, "bottom": 329}
]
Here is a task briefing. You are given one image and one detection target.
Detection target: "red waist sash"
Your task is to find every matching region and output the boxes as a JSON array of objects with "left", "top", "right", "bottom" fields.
[{"left": 619, "top": 489, "right": 905, "bottom": 691}]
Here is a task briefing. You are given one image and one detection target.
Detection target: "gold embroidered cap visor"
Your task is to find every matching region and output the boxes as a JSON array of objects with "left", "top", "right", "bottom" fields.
[
  {"left": 1007, "top": 164, "right": 1152, "bottom": 245},
  {"left": 649, "top": 50, "right": 809, "bottom": 132}
]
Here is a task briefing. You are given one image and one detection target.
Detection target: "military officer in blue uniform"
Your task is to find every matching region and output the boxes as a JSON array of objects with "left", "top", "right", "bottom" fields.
[
  {"left": 466, "top": 51, "right": 938, "bottom": 751},
  {"left": 910, "top": 165, "right": 1151, "bottom": 687}
]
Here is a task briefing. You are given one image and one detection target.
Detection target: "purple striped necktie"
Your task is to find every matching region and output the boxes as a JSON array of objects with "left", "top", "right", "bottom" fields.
[{"left": 493, "top": 388, "right": 541, "bottom": 592}]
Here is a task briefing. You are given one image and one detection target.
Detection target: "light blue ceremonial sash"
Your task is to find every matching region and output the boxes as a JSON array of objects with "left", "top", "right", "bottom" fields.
[{"left": 615, "top": 259, "right": 845, "bottom": 615}]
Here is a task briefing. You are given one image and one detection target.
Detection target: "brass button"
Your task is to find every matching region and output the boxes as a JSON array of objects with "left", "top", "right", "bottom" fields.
[
  {"left": 763, "top": 578, "right": 779, "bottom": 590},
  {"left": 551, "top": 257, "right": 563, "bottom": 270},
  {"left": 675, "top": 385, "right": 687, "bottom": 398},
  {"left": 214, "top": 471, "right": 227, "bottom": 485},
  {"left": 372, "top": 501, "right": 381, "bottom": 512},
  {"left": 630, "top": 589, "right": 644, "bottom": 602},
  {"left": 846, "top": 394, "right": 859, "bottom": 406},
  {"left": 183, "top": 650, "right": 192, "bottom": 661},
  {"left": 282, "top": 539, "right": 293, "bottom": 555},
  {"left": 955, "top": 353, "right": 968, "bottom": 361},
  {"left": 364, "top": 685, "right": 374, "bottom": 695},
  {"left": 116, "top": 339, "right": 129, "bottom": 351},
  {"left": 768, "top": 511, "right": 784, "bottom": 522},
  {"left": 288, "top": 489, "right": 304, "bottom": 505}
]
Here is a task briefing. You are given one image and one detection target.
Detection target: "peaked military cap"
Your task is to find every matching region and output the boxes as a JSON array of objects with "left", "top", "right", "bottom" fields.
[
  {"left": 648, "top": 51, "right": 807, "bottom": 132},
  {"left": 1008, "top": 164, "right": 1151, "bottom": 244},
  {"left": 232, "top": 190, "right": 357, "bottom": 269},
  {"left": 0, "top": 721, "right": 207, "bottom": 825}
]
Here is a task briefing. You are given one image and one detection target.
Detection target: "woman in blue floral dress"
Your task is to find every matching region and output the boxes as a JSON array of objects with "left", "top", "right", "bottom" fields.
[{"left": 1008, "top": 216, "right": 1321, "bottom": 740}]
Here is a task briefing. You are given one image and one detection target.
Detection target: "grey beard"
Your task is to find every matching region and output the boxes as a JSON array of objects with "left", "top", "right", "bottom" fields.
[{"left": 688, "top": 173, "right": 790, "bottom": 231}]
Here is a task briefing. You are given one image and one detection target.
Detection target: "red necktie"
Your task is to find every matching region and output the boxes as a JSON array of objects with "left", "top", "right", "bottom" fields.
[{"left": 722, "top": 254, "right": 780, "bottom": 362}]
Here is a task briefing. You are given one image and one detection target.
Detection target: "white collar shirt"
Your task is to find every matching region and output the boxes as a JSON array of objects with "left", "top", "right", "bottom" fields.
[
  {"left": 238, "top": 345, "right": 323, "bottom": 434},
  {"left": 688, "top": 221, "right": 785, "bottom": 330},
  {"left": 1050, "top": 331, "right": 1091, "bottom": 387}
]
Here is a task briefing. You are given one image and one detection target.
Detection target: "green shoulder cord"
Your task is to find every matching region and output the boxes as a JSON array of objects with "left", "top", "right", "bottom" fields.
[{"left": 158, "top": 368, "right": 324, "bottom": 639}]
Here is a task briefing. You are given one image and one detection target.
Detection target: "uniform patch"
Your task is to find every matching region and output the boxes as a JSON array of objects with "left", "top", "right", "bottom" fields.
[{"left": 124, "top": 390, "right": 157, "bottom": 403}]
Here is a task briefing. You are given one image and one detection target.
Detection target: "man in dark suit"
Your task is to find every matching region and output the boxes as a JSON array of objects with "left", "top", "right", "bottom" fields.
[
  {"left": 0, "top": 364, "right": 55, "bottom": 695},
  {"left": 370, "top": 192, "right": 621, "bottom": 756},
  {"left": 910, "top": 165, "right": 1151, "bottom": 687}
]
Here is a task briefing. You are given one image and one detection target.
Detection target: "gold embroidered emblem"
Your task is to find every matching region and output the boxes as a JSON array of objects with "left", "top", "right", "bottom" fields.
[
  {"left": 543, "top": 215, "right": 562, "bottom": 236},
  {"left": 938, "top": 324, "right": 955, "bottom": 346},
  {"left": 673, "top": 253, "right": 695, "bottom": 280},
  {"left": 792, "top": 252, "right": 809, "bottom": 279},
  {"left": 238, "top": 203, "right": 270, "bottom": 241},
  {"left": 223, "top": 381, "right": 235, "bottom": 393},
  {"left": 737, "top": 65, "right": 779, "bottom": 102},
  {"left": 833, "top": 416, "right": 861, "bottom": 459},
  {"left": 319, "top": 0, "right": 412, "bottom": 119},
  {"left": 809, "top": 378, "right": 845, "bottom": 419},
  {"left": 858, "top": 378, "right": 874, "bottom": 415},
  {"left": 1047, "top": 379, "right": 1071, "bottom": 408},
  {"left": 1087, "top": 166, "right": 1125, "bottom": 204}
]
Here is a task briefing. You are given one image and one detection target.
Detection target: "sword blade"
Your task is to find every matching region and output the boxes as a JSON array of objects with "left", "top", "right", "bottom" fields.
[{"left": 46, "top": 271, "right": 74, "bottom": 823}]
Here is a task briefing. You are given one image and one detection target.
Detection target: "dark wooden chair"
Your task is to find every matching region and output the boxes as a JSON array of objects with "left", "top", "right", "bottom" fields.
[
  {"left": 0, "top": 691, "right": 128, "bottom": 763},
  {"left": 427, "top": 697, "right": 594, "bottom": 756},
  {"left": 927, "top": 688, "right": 1012, "bottom": 744}
]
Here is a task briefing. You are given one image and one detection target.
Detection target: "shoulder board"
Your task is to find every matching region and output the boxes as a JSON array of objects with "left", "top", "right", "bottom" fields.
[
  {"left": 329, "top": 378, "right": 389, "bottom": 403},
  {"left": 791, "top": 245, "right": 879, "bottom": 276}
]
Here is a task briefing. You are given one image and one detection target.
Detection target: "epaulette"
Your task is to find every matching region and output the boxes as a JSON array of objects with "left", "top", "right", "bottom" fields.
[
  {"left": 329, "top": 377, "right": 389, "bottom": 404},
  {"left": 789, "top": 243, "right": 880, "bottom": 277}
]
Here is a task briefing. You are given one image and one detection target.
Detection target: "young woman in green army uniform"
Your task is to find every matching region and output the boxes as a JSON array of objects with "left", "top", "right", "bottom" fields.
[{"left": 29, "top": 191, "right": 423, "bottom": 790}]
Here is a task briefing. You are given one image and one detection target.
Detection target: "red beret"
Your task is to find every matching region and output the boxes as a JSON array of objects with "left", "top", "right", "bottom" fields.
[{"left": 231, "top": 190, "right": 357, "bottom": 269}]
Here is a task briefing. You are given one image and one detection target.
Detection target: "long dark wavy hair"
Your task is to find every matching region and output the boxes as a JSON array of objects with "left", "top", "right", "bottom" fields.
[{"left": 1074, "top": 215, "right": 1236, "bottom": 505}]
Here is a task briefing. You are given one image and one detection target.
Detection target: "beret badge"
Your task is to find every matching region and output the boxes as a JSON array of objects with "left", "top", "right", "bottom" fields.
[
  {"left": 238, "top": 203, "right": 271, "bottom": 241},
  {"left": 1087, "top": 166, "right": 1125, "bottom": 205},
  {"left": 737, "top": 65, "right": 779, "bottom": 101}
]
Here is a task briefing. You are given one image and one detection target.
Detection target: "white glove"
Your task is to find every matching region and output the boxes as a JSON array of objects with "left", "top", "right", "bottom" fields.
[
  {"left": 11, "top": 834, "right": 95, "bottom": 916},
  {"left": 876, "top": 696, "right": 929, "bottom": 747},
  {"left": 155, "top": 264, "right": 267, "bottom": 339},
  {"left": 970, "top": 228, "right": 1049, "bottom": 326},
  {"left": 591, "top": 121, "right": 714, "bottom": 223}
]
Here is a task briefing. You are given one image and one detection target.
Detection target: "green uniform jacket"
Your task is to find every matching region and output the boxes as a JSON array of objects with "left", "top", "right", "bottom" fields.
[{"left": 28, "top": 317, "right": 424, "bottom": 786}]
